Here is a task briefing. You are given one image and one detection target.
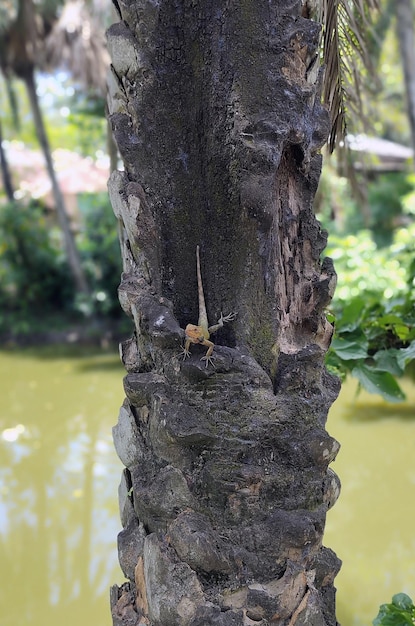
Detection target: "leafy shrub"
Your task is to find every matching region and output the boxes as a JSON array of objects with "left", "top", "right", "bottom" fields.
[
  {"left": 0, "top": 193, "right": 123, "bottom": 334},
  {"left": 315, "top": 160, "right": 359, "bottom": 233},
  {"left": 326, "top": 226, "right": 415, "bottom": 401},
  {"left": 77, "top": 192, "right": 122, "bottom": 317},
  {"left": 0, "top": 200, "right": 74, "bottom": 318},
  {"left": 317, "top": 160, "right": 415, "bottom": 246},
  {"left": 373, "top": 593, "right": 415, "bottom": 626},
  {"left": 367, "top": 172, "right": 413, "bottom": 248}
]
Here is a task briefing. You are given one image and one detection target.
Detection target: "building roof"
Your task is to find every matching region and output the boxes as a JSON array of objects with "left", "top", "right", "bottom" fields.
[{"left": 347, "top": 134, "right": 413, "bottom": 172}]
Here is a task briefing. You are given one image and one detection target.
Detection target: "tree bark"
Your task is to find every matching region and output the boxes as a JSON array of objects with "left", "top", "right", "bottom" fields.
[
  {"left": 24, "top": 70, "right": 90, "bottom": 296},
  {"left": 107, "top": 2, "right": 341, "bottom": 625},
  {"left": 396, "top": 0, "right": 415, "bottom": 164}
]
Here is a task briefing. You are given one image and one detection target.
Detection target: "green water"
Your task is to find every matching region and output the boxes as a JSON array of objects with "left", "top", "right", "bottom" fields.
[
  {"left": 0, "top": 347, "right": 414, "bottom": 625},
  {"left": 326, "top": 378, "right": 415, "bottom": 625},
  {"left": 0, "top": 347, "right": 125, "bottom": 626}
]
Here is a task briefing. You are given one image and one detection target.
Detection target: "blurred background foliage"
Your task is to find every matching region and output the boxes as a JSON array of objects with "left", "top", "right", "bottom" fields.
[
  {"left": 312, "top": 0, "right": 415, "bottom": 403},
  {"left": 0, "top": 73, "right": 108, "bottom": 156},
  {"left": 0, "top": 0, "right": 415, "bottom": 400}
]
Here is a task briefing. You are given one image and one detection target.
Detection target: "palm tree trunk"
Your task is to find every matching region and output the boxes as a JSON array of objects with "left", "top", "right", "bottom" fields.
[
  {"left": 108, "top": 2, "right": 341, "bottom": 625},
  {"left": 0, "top": 118, "right": 15, "bottom": 202},
  {"left": 397, "top": 0, "right": 415, "bottom": 163},
  {"left": 24, "top": 69, "right": 90, "bottom": 296}
]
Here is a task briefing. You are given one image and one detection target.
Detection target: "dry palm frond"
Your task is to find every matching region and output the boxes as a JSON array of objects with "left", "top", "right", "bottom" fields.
[
  {"left": 318, "top": 0, "right": 380, "bottom": 152},
  {"left": 44, "top": 0, "right": 110, "bottom": 94}
]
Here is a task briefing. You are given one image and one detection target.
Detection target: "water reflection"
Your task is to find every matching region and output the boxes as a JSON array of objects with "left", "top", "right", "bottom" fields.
[
  {"left": 0, "top": 349, "right": 125, "bottom": 626},
  {"left": 326, "top": 378, "right": 415, "bottom": 626}
]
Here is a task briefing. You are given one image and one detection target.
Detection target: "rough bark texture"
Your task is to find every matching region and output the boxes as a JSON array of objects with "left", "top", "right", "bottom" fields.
[{"left": 107, "top": 2, "right": 341, "bottom": 625}]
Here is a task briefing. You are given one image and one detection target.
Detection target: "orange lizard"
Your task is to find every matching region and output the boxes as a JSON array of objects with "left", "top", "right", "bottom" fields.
[{"left": 182, "top": 246, "right": 235, "bottom": 367}]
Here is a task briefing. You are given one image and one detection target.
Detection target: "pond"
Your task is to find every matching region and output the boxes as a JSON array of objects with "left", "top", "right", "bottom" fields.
[
  {"left": 0, "top": 347, "right": 414, "bottom": 626},
  {"left": 0, "top": 347, "right": 124, "bottom": 626},
  {"left": 326, "top": 376, "right": 415, "bottom": 625}
]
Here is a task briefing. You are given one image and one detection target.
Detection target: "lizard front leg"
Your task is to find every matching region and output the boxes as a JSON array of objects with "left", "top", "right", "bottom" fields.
[
  {"left": 181, "top": 337, "right": 192, "bottom": 361},
  {"left": 208, "top": 311, "right": 237, "bottom": 335},
  {"left": 200, "top": 339, "right": 216, "bottom": 367}
]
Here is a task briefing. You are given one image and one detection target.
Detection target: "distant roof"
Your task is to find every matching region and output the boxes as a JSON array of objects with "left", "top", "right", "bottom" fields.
[{"left": 347, "top": 134, "right": 413, "bottom": 171}]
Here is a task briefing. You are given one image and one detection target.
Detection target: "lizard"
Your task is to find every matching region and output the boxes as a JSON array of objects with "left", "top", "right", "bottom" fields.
[{"left": 182, "top": 245, "right": 236, "bottom": 367}]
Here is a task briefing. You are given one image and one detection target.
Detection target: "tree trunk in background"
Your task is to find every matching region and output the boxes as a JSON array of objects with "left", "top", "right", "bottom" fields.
[
  {"left": 0, "top": 119, "right": 15, "bottom": 202},
  {"left": 24, "top": 70, "right": 90, "bottom": 296},
  {"left": 397, "top": 0, "right": 415, "bottom": 164},
  {"left": 107, "top": 2, "right": 341, "bottom": 625}
]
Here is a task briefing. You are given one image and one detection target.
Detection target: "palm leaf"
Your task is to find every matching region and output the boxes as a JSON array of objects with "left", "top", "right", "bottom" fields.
[
  {"left": 44, "top": 0, "right": 110, "bottom": 94},
  {"left": 319, "top": 0, "right": 380, "bottom": 151}
]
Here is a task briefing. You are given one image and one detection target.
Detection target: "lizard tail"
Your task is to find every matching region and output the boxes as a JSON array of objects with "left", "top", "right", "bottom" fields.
[{"left": 196, "top": 245, "right": 208, "bottom": 330}]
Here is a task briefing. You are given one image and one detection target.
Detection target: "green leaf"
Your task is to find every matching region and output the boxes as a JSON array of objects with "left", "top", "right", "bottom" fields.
[
  {"left": 373, "top": 594, "right": 415, "bottom": 626},
  {"left": 335, "top": 297, "right": 367, "bottom": 332},
  {"left": 397, "top": 342, "right": 415, "bottom": 370},
  {"left": 392, "top": 594, "right": 415, "bottom": 612},
  {"left": 373, "top": 604, "right": 414, "bottom": 626},
  {"left": 351, "top": 364, "right": 406, "bottom": 403},
  {"left": 368, "top": 312, "right": 410, "bottom": 341},
  {"left": 373, "top": 350, "right": 404, "bottom": 376},
  {"left": 377, "top": 314, "right": 407, "bottom": 327},
  {"left": 331, "top": 334, "right": 368, "bottom": 360},
  {"left": 326, "top": 311, "right": 336, "bottom": 324},
  {"left": 395, "top": 326, "right": 411, "bottom": 341}
]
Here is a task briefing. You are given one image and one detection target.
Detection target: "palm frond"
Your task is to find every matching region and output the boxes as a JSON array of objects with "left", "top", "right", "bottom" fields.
[
  {"left": 44, "top": 0, "right": 110, "bottom": 94},
  {"left": 319, "top": 0, "right": 380, "bottom": 151}
]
